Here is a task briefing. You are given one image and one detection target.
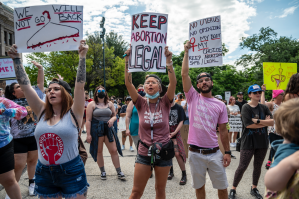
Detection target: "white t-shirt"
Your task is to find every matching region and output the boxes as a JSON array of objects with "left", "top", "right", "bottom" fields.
[
  {"left": 181, "top": 101, "right": 188, "bottom": 118},
  {"left": 227, "top": 105, "right": 240, "bottom": 114}
]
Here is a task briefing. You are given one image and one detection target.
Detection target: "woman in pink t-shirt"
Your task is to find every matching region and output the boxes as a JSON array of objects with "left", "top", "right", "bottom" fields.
[{"left": 124, "top": 46, "right": 177, "bottom": 199}]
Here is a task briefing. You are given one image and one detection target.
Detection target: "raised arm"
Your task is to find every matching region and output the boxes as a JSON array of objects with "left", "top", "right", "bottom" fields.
[
  {"left": 165, "top": 46, "right": 177, "bottom": 101},
  {"left": 32, "top": 61, "right": 44, "bottom": 93},
  {"left": 72, "top": 40, "right": 89, "bottom": 120},
  {"left": 8, "top": 45, "right": 45, "bottom": 117},
  {"left": 181, "top": 41, "right": 192, "bottom": 93},
  {"left": 261, "top": 84, "right": 266, "bottom": 105},
  {"left": 124, "top": 46, "right": 138, "bottom": 103},
  {"left": 125, "top": 101, "right": 134, "bottom": 136}
]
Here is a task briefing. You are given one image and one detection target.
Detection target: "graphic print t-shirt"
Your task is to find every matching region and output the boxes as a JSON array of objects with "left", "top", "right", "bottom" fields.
[
  {"left": 241, "top": 104, "right": 272, "bottom": 150},
  {"left": 185, "top": 86, "right": 228, "bottom": 148},
  {"left": 11, "top": 86, "right": 43, "bottom": 139},
  {"left": 134, "top": 94, "right": 171, "bottom": 156},
  {"left": 169, "top": 103, "right": 185, "bottom": 126}
]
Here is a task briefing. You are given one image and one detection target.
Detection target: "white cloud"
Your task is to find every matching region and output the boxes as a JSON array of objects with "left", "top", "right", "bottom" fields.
[
  {"left": 277, "top": 6, "right": 298, "bottom": 18},
  {"left": 5, "top": 0, "right": 257, "bottom": 56}
]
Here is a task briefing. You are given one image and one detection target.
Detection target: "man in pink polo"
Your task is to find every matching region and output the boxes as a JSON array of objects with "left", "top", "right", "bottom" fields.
[{"left": 181, "top": 41, "right": 231, "bottom": 199}]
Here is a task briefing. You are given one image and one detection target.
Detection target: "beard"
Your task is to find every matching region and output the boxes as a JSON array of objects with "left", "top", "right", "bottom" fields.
[{"left": 198, "top": 84, "right": 213, "bottom": 93}]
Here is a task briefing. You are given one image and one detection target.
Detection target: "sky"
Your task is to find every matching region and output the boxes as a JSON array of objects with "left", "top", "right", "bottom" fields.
[{"left": 4, "top": 0, "right": 299, "bottom": 67}]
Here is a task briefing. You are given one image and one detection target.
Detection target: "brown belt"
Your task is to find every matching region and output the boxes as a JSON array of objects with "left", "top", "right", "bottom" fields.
[{"left": 189, "top": 146, "right": 219, "bottom": 155}]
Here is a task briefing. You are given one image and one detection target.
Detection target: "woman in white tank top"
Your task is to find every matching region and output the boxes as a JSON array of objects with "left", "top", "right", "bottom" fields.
[{"left": 8, "top": 40, "right": 89, "bottom": 199}]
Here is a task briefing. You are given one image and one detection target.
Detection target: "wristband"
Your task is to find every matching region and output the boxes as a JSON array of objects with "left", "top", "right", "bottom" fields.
[
  {"left": 13, "top": 58, "right": 21, "bottom": 60},
  {"left": 225, "top": 151, "right": 231, "bottom": 155},
  {"left": 166, "top": 61, "right": 173, "bottom": 67}
]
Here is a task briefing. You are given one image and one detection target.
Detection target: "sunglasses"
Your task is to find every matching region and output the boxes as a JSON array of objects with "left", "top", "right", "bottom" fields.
[
  {"left": 138, "top": 89, "right": 144, "bottom": 92},
  {"left": 198, "top": 77, "right": 211, "bottom": 83},
  {"left": 251, "top": 91, "right": 262, "bottom": 95},
  {"left": 98, "top": 90, "right": 105, "bottom": 93}
]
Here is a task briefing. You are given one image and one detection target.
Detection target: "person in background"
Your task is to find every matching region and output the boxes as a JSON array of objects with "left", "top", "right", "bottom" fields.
[
  {"left": 227, "top": 96, "right": 241, "bottom": 148},
  {"left": 117, "top": 98, "right": 124, "bottom": 116},
  {"left": 0, "top": 88, "right": 5, "bottom": 97},
  {"left": 82, "top": 91, "right": 93, "bottom": 134},
  {"left": 0, "top": 97, "right": 27, "bottom": 199},
  {"left": 182, "top": 41, "right": 231, "bottom": 199},
  {"left": 119, "top": 96, "right": 134, "bottom": 151},
  {"left": 261, "top": 85, "right": 284, "bottom": 169},
  {"left": 167, "top": 98, "right": 187, "bottom": 185},
  {"left": 4, "top": 60, "right": 44, "bottom": 198},
  {"left": 86, "top": 85, "right": 125, "bottom": 181},
  {"left": 235, "top": 92, "right": 247, "bottom": 112},
  {"left": 229, "top": 84, "right": 274, "bottom": 199},
  {"left": 175, "top": 92, "right": 185, "bottom": 105},
  {"left": 180, "top": 100, "right": 189, "bottom": 125}
]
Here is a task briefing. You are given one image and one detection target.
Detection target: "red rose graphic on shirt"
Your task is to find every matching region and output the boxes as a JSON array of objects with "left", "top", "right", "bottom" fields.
[{"left": 39, "top": 133, "right": 64, "bottom": 165}]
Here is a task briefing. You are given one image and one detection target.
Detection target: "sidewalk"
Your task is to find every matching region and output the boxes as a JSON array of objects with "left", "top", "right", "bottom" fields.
[{"left": 0, "top": 131, "right": 269, "bottom": 199}]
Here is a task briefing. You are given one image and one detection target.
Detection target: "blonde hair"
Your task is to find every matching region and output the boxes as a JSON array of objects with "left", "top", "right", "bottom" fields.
[{"left": 274, "top": 98, "right": 299, "bottom": 145}]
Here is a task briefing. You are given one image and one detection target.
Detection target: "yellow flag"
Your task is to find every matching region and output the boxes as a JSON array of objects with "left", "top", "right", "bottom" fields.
[{"left": 263, "top": 62, "right": 297, "bottom": 90}]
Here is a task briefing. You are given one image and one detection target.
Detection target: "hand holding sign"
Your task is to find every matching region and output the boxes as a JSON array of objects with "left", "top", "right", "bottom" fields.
[
  {"left": 78, "top": 40, "right": 88, "bottom": 57},
  {"left": 184, "top": 41, "right": 191, "bottom": 53},
  {"left": 164, "top": 46, "right": 172, "bottom": 64},
  {"left": 8, "top": 45, "right": 21, "bottom": 59}
]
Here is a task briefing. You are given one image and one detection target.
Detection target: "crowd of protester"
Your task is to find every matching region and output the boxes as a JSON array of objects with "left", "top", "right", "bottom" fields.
[{"left": 0, "top": 40, "right": 298, "bottom": 199}]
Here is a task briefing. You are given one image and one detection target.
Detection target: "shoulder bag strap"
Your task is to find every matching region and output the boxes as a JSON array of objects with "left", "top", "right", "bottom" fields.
[
  {"left": 38, "top": 110, "right": 45, "bottom": 121},
  {"left": 69, "top": 109, "right": 80, "bottom": 133}
]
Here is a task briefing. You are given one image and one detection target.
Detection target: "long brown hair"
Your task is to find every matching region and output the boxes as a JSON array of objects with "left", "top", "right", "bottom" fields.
[
  {"left": 283, "top": 73, "right": 299, "bottom": 102},
  {"left": 44, "top": 78, "right": 73, "bottom": 121},
  {"left": 93, "top": 85, "right": 109, "bottom": 105}
]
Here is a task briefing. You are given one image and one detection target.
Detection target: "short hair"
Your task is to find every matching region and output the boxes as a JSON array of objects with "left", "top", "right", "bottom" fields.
[{"left": 274, "top": 98, "right": 299, "bottom": 145}]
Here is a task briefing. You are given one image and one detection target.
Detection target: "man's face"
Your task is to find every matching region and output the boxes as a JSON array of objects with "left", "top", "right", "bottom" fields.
[
  {"left": 237, "top": 94, "right": 243, "bottom": 100},
  {"left": 197, "top": 74, "right": 213, "bottom": 94}
]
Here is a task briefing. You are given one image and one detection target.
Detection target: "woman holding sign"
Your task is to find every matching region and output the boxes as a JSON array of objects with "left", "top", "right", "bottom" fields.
[
  {"left": 8, "top": 40, "right": 89, "bottom": 199},
  {"left": 227, "top": 96, "right": 241, "bottom": 148},
  {"left": 124, "top": 46, "right": 176, "bottom": 199}
]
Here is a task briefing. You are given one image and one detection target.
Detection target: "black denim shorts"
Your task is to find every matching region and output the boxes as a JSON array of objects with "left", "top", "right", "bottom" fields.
[{"left": 135, "top": 154, "right": 172, "bottom": 167}]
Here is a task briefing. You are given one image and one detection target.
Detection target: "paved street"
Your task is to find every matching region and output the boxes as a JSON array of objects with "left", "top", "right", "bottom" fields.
[{"left": 0, "top": 131, "right": 269, "bottom": 199}]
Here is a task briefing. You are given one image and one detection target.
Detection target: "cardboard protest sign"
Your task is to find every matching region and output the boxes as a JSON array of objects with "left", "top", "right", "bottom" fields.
[
  {"left": 129, "top": 12, "right": 168, "bottom": 73},
  {"left": 229, "top": 115, "right": 242, "bottom": 132},
  {"left": 0, "top": 58, "right": 16, "bottom": 81},
  {"left": 14, "top": 5, "right": 83, "bottom": 53},
  {"left": 188, "top": 16, "right": 222, "bottom": 68},
  {"left": 263, "top": 62, "right": 297, "bottom": 90}
]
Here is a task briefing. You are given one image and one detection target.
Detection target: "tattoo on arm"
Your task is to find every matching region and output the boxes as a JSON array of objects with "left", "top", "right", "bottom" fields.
[
  {"left": 14, "top": 59, "right": 30, "bottom": 85},
  {"left": 128, "top": 73, "right": 132, "bottom": 84},
  {"left": 77, "top": 58, "right": 86, "bottom": 83},
  {"left": 125, "top": 61, "right": 128, "bottom": 71},
  {"left": 167, "top": 66, "right": 172, "bottom": 73}
]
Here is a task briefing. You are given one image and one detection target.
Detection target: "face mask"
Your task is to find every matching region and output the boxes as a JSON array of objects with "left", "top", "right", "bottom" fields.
[
  {"left": 98, "top": 91, "right": 105, "bottom": 99},
  {"left": 179, "top": 95, "right": 183, "bottom": 99},
  {"left": 138, "top": 91, "right": 146, "bottom": 97},
  {"left": 145, "top": 91, "right": 160, "bottom": 99}
]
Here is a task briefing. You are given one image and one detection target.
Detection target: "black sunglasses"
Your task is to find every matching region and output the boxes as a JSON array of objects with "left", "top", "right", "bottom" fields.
[{"left": 251, "top": 91, "right": 262, "bottom": 95}]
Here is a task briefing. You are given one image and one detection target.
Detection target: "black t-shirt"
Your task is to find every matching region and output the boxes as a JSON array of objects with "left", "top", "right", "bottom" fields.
[
  {"left": 117, "top": 102, "right": 124, "bottom": 115},
  {"left": 169, "top": 104, "right": 185, "bottom": 126},
  {"left": 119, "top": 104, "right": 127, "bottom": 114},
  {"left": 240, "top": 103, "right": 272, "bottom": 150},
  {"left": 236, "top": 99, "right": 247, "bottom": 112}
]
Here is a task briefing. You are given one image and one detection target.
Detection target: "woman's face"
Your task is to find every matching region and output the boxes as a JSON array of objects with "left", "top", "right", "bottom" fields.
[
  {"left": 248, "top": 91, "right": 262, "bottom": 101},
  {"left": 47, "top": 83, "right": 62, "bottom": 105},
  {"left": 13, "top": 84, "right": 25, "bottom": 99},
  {"left": 144, "top": 77, "right": 160, "bottom": 96},
  {"left": 97, "top": 88, "right": 106, "bottom": 98},
  {"left": 231, "top": 97, "right": 236, "bottom": 105}
]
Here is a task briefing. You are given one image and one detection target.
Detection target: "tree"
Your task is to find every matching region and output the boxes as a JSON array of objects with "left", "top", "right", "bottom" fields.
[{"left": 105, "top": 31, "right": 129, "bottom": 58}]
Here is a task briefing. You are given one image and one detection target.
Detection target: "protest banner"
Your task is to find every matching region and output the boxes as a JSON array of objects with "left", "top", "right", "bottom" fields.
[
  {"left": 188, "top": 15, "right": 222, "bottom": 68},
  {"left": 14, "top": 5, "right": 83, "bottom": 53},
  {"left": 0, "top": 58, "right": 16, "bottom": 81},
  {"left": 129, "top": 12, "right": 168, "bottom": 73},
  {"left": 263, "top": 62, "right": 297, "bottom": 90},
  {"left": 229, "top": 115, "right": 242, "bottom": 132}
]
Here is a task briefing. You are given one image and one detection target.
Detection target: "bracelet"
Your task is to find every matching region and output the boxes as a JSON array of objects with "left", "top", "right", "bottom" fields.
[
  {"left": 166, "top": 61, "right": 173, "bottom": 67},
  {"left": 13, "top": 58, "right": 21, "bottom": 60},
  {"left": 262, "top": 90, "right": 265, "bottom": 92}
]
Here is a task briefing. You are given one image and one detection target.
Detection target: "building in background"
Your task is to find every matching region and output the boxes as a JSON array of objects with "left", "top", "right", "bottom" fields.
[{"left": 0, "top": 2, "right": 14, "bottom": 58}]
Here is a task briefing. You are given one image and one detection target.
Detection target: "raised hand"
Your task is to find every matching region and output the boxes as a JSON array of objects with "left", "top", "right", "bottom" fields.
[
  {"left": 184, "top": 41, "right": 191, "bottom": 53},
  {"left": 164, "top": 46, "right": 172, "bottom": 64},
  {"left": 57, "top": 74, "right": 64, "bottom": 80},
  {"left": 31, "top": 61, "right": 43, "bottom": 70},
  {"left": 124, "top": 45, "right": 131, "bottom": 61},
  {"left": 8, "top": 44, "right": 21, "bottom": 59},
  {"left": 262, "top": 84, "right": 266, "bottom": 91},
  {"left": 78, "top": 40, "right": 89, "bottom": 58}
]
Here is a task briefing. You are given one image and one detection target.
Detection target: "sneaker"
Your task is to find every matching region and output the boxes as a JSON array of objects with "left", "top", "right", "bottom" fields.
[
  {"left": 228, "top": 189, "right": 236, "bottom": 199},
  {"left": 250, "top": 187, "right": 263, "bottom": 199},
  {"left": 29, "top": 183, "right": 35, "bottom": 196},
  {"left": 121, "top": 145, "right": 125, "bottom": 150},
  {"left": 265, "top": 161, "right": 271, "bottom": 170},
  {"left": 231, "top": 154, "right": 237, "bottom": 159},
  {"left": 118, "top": 172, "right": 126, "bottom": 181},
  {"left": 101, "top": 172, "right": 107, "bottom": 180},
  {"left": 82, "top": 130, "right": 86, "bottom": 134},
  {"left": 130, "top": 146, "right": 134, "bottom": 152},
  {"left": 179, "top": 175, "right": 187, "bottom": 185},
  {"left": 167, "top": 173, "right": 174, "bottom": 180},
  {"left": 230, "top": 143, "right": 234, "bottom": 147},
  {"left": 5, "top": 194, "right": 10, "bottom": 199}
]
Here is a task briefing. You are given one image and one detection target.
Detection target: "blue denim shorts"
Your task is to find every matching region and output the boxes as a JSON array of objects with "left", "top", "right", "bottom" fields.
[
  {"left": 34, "top": 155, "right": 89, "bottom": 198},
  {"left": 135, "top": 154, "right": 172, "bottom": 167}
]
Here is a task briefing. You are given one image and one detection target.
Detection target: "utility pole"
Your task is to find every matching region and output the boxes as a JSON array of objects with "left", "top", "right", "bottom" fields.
[{"left": 100, "top": 17, "right": 106, "bottom": 89}]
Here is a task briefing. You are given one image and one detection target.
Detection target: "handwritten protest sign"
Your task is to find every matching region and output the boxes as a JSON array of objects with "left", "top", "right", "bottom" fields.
[
  {"left": 229, "top": 116, "right": 242, "bottom": 132},
  {"left": 263, "top": 62, "right": 297, "bottom": 90},
  {"left": 188, "top": 16, "right": 222, "bottom": 68},
  {"left": 129, "top": 12, "right": 168, "bottom": 73},
  {"left": 0, "top": 58, "right": 16, "bottom": 81},
  {"left": 14, "top": 5, "right": 83, "bottom": 53}
]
